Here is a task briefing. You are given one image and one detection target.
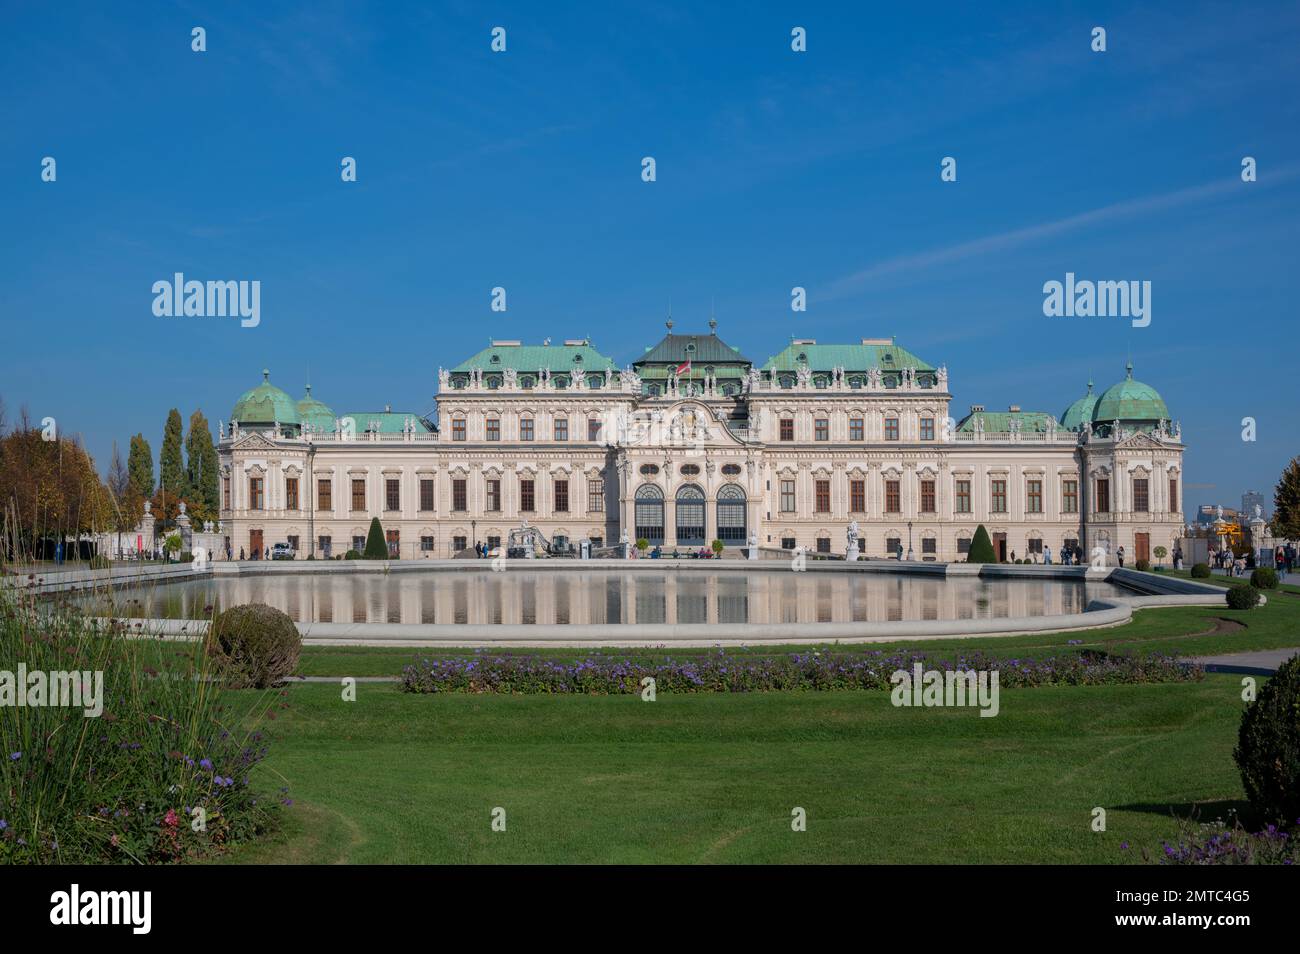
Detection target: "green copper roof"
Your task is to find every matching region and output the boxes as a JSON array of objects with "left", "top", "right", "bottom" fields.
[
  {"left": 341, "top": 411, "right": 433, "bottom": 434},
  {"left": 296, "top": 385, "right": 336, "bottom": 431},
  {"left": 451, "top": 341, "right": 619, "bottom": 373},
  {"left": 635, "top": 329, "right": 752, "bottom": 367},
  {"left": 231, "top": 370, "right": 300, "bottom": 425},
  {"left": 1093, "top": 363, "right": 1169, "bottom": 423},
  {"left": 761, "top": 340, "right": 935, "bottom": 373},
  {"left": 955, "top": 409, "right": 1057, "bottom": 433},
  {"left": 1060, "top": 381, "right": 1098, "bottom": 430}
]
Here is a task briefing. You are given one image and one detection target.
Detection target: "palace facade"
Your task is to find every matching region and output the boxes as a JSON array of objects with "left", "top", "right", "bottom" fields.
[{"left": 217, "top": 323, "right": 1186, "bottom": 564}]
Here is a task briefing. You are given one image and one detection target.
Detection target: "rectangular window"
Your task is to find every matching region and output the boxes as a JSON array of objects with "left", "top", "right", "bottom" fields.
[
  {"left": 1062, "top": 479, "right": 1078, "bottom": 514},
  {"left": 385, "top": 478, "right": 400, "bottom": 512},
  {"left": 955, "top": 479, "right": 971, "bottom": 513},
  {"left": 920, "top": 479, "right": 935, "bottom": 514},
  {"left": 520, "top": 479, "right": 535, "bottom": 512},
  {"left": 884, "top": 416, "right": 899, "bottom": 441},
  {"left": 922, "top": 538, "right": 937, "bottom": 555},
  {"left": 588, "top": 417, "right": 601, "bottom": 441},
  {"left": 386, "top": 529, "right": 399, "bottom": 558},
  {"left": 816, "top": 537, "right": 831, "bottom": 554},
  {"left": 452, "top": 536, "right": 467, "bottom": 553},
  {"left": 452, "top": 478, "right": 467, "bottom": 512},
  {"left": 451, "top": 418, "right": 465, "bottom": 441},
  {"left": 1027, "top": 538, "right": 1043, "bottom": 555},
  {"left": 420, "top": 536, "right": 435, "bottom": 552},
  {"left": 485, "top": 479, "right": 501, "bottom": 512},
  {"left": 957, "top": 538, "right": 971, "bottom": 555},
  {"left": 520, "top": 418, "right": 534, "bottom": 441},
  {"left": 351, "top": 478, "right": 365, "bottom": 511},
  {"left": 1133, "top": 478, "right": 1149, "bottom": 513},
  {"left": 419, "top": 478, "right": 434, "bottom": 511},
  {"left": 554, "top": 479, "right": 569, "bottom": 512},
  {"left": 815, "top": 479, "right": 830, "bottom": 513},
  {"left": 920, "top": 417, "right": 935, "bottom": 441},
  {"left": 222, "top": 476, "right": 230, "bottom": 510},
  {"left": 850, "top": 479, "right": 865, "bottom": 513},
  {"left": 886, "top": 536, "right": 901, "bottom": 555},
  {"left": 285, "top": 477, "right": 299, "bottom": 511},
  {"left": 588, "top": 479, "right": 604, "bottom": 513},
  {"left": 287, "top": 534, "right": 299, "bottom": 554},
  {"left": 815, "top": 418, "right": 829, "bottom": 442},
  {"left": 317, "top": 478, "right": 332, "bottom": 511},
  {"left": 991, "top": 479, "right": 1007, "bottom": 513},
  {"left": 486, "top": 535, "right": 501, "bottom": 552},
  {"left": 781, "top": 537, "right": 796, "bottom": 550},
  {"left": 318, "top": 535, "right": 331, "bottom": 557},
  {"left": 249, "top": 477, "right": 264, "bottom": 511},
  {"left": 486, "top": 418, "right": 500, "bottom": 442},
  {"left": 351, "top": 535, "right": 365, "bottom": 553},
  {"left": 1096, "top": 478, "right": 1110, "bottom": 513},
  {"left": 885, "top": 480, "right": 901, "bottom": 513},
  {"left": 1026, "top": 479, "right": 1042, "bottom": 514},
  {"left": 780, "top": 479, "right": 796, "bottom": 513},
  {"left": 849, "top": 418, "right": 864, "bottom": 441},
  {"left": 779, "top": 418, "right": 794, "bottom": 441},
  {"left": 554, "top": 417, "right": 568, "bottom": 441},
  {"left": 1168, "top": 478, "right": 1178, "bottom": 513}
]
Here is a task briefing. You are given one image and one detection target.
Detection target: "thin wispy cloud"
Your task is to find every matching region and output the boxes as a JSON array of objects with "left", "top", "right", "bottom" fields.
[{"left": 825, "top": 162, "right": 1300, "bottom": 300}]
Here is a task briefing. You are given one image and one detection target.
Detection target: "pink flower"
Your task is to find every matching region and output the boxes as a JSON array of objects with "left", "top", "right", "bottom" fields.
[{"left": 163, "top": 809, "right": 179, "bottom": 828}]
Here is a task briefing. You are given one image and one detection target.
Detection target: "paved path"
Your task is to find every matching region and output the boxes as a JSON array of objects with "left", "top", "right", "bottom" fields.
[{"left": 1187, "top": 648, "right": 1300, "bottom": 675}]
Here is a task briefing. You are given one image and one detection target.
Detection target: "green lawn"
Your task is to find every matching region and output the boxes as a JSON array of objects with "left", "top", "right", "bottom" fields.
[{"left": 218, "top": 675, "right": 1251, "bottom": 864}]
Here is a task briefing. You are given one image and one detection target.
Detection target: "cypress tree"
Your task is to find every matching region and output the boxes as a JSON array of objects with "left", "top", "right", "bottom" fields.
[
  {"left": 158, "top": 409, "right": 185, "bottom": 497},
  {"left": 967, "top": 524, "right": 997, "bottom": 563},
  {"left": 184, "top": 409, "right": 219, "bottom": 514},
  {"left": 363, "top": 516, "right": 388, "bottom": 559},
  {"left": 127, "top": 433, "right": 154, "bottom": 500},
  {"left": 1272, "top": 457, "right": 1300, "bottom": 543}
]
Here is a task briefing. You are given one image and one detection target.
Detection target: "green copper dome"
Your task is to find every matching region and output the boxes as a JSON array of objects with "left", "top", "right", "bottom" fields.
[
  {"left": 295, "top": 384, "right": 335, "bottom": 432},
  {"left": 1060, "top": 380, "right": 1098, "bottom": 431},
  {"left": 231, "top": 369, "right": 300, "bottom": 426},
  {"left": 1092, "top": 362, "right": 1169, "bottom": 424}
]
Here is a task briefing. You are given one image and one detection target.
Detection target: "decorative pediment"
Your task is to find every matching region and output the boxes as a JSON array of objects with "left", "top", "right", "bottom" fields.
[
  {"left": 1116, "top": 432, "right": 1164, "bottom": 450},
  {"left": 232, "top": 431, "right": 277, "bottom": 451},
  {"left": 881, "top": 466, "right": 902, "bottom": 480}
]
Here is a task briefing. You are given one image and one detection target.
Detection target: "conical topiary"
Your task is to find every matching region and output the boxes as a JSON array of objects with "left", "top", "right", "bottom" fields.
[
  {"left": 967, "top": 524, "right": 996, "bottom": 563},
  {"left": 363, "top": 516, "right": 388, "bottom": 559}
]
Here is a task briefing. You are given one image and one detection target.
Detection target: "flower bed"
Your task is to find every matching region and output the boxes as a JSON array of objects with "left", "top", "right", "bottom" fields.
[{"left": 401, "top": 647, "right": 1201, "bottom": 695}]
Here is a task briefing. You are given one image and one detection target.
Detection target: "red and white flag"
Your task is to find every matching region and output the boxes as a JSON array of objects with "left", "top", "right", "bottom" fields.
[{"left": 675, "top": 358, "right": 691, "bottom": 376}]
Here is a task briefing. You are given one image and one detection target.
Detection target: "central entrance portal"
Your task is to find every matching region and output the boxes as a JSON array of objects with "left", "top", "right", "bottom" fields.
[{"left": 675, "top": 485, "right": 705, "bottom": 547}]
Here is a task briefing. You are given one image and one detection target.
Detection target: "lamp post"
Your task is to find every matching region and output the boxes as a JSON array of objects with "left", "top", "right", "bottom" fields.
[
  {"left": 907, "top": 520, "right": 914, "bottom": 561},
  {"left": 472, "top": 519, "right": 477, "bottom": 556}
]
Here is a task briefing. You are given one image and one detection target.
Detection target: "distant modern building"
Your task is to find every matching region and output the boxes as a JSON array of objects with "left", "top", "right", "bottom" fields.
[
  {"left": 217, "top": 322, "right": 1187, "bottom": 565},
  {"left": 1241, "top": 491, "right": 1266, "bottom": 520}
]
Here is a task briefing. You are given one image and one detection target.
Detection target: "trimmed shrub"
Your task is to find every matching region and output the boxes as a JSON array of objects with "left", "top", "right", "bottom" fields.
[
  {"left": 711, "top": 539, "right": 724, "bottom": 556},
  {"left": 206, "top": 602, "right": 302, "bottom": 689},
  {"left": 1226, "top": 585, "right": 1261, "bottom": 610},
  {"left": 636, "top": 538, "right": 649, "bottom": 552},
  {"left": 1191, "top": 563, "right": 1211, "bottom": 578},
  {"left": 1135, "top": 558, "right": 1151, "bottom": 572},
  {"left": 1250, "top": 568, "right": 1279, "bottom": 590},
  {"left": 1233, "top": 653, "right": 1300, "bottom": 824},
  {"left": 344, "top": 549, "right": 361, "bottom": 560},
  {"left": 967, "top": 525, "right": 996, "bottom": 564},
  {"left": 363, "top": 517, "right": 388, "bottom": 559}
]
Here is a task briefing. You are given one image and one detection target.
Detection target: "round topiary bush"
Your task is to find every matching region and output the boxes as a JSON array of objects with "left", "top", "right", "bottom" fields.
[
  {"left": 344, "top": 549, "right": 362, "bottom": 560},
  {"left": 1191, "top": 563, "right": 1211, "bottom": 578},
  {"left": 1251, "top": 568, "right": 1279, "bottom": 590},
  {"left": 206, "top": 602, "right": 302, "bottom": 689},
  {"left": 1234, "top": 653, "right": 1300, "bottom": 824},
  {"left": 1135, "top": 558, "right": 1151, "bottom": 572},
  {"left": 1226, "top": 585, "right": 1261, "bottom": 610}
]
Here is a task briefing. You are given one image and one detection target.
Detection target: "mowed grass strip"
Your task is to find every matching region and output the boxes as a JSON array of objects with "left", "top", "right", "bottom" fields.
[{"left": 218, "top": 674, "right": 1248, "bottom": 864}]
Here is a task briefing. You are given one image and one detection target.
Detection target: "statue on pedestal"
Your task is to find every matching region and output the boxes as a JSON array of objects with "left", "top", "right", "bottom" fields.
[{"left": 846, "top": 520, "right": 860, "bottom": 561}]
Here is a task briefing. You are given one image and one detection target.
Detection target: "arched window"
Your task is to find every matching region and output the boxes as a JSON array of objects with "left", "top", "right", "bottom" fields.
[
  {"left": 675, "top": 484, "right": 705, "bottom": 546},
  {"left": 717, "top": 484, "right": 747, "bottom": 543},
  {"left": 634, "top": 484, "right": 664, "bottom": 544}
]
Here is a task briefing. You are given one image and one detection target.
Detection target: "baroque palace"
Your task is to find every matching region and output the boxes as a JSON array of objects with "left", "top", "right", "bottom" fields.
[{"left": 217, "top": 321, "right": 1186, "bottom": 564}]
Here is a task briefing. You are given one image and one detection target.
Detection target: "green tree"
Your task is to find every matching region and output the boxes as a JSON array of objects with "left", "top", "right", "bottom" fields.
[
  {"left": 127, "top": 433, "right": 153, "bottom": 500},
  {"left": 157, "top": 409, "right": 185, "bottom": 526},
  {"left": 184, "top": 409, "right": 219, "bottom": 519},
  {"left": 967, "top": 525, "right": 996, "bottom": 563},
  {"left": 363, "top": 517, "right": 388, "bottom": 559},
  {"left": 1273, "top": 456, "right": 1300, "bottom": 542}
]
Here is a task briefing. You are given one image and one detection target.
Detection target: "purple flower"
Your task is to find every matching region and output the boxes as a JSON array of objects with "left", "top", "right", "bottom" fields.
[{"left": 7, "top": 752, "right": 19, "bottom": 760}]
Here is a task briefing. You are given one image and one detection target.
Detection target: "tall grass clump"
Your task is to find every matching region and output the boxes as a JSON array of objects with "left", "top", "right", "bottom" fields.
[{"left": 0, "top": 583, "right": 284, "bottom": 864}]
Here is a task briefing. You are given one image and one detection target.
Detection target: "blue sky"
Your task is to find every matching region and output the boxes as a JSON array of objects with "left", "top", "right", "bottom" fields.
[{"left": 2, "top": 0, "right": 1297, "bottom": 513}]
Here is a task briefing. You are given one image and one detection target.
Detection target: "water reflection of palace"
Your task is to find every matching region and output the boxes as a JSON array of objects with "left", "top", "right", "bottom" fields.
[{"left": 113, "top": 573, "right": 1127, "bottom": 627}]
